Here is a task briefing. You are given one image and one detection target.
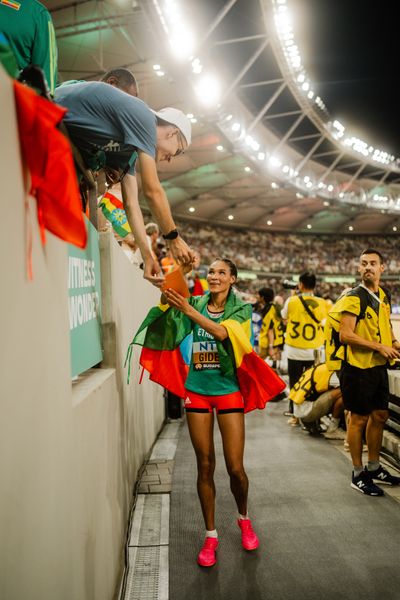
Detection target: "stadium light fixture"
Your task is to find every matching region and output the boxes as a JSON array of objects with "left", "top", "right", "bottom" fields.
[
  {"left": 306, "top": 224, "right": 312, "bottom": 229},
  {"left": 228, "top": 214, "right": 234, "bottom": 220},
  {"left": 393, "top": 226, "right": 398, "bottom": 232},
  {"left": 267, "top": 220, "right": 273, "bottom": 226},
  {"left": 188, "top": 207, "right": 195, "bottom": 213},
  {"left": 191, "top": 57, "right": 203, "bottom": 74},
  {"left": 272, "top": 0, "right": 399, "bottom": 169},
  {"left": 194, "top": 73, "right": 221, "bottom": 106},
  {"left": 216, "top": 145, "right": 224, "bottom": 151},
  {"left": 269, "top": 156, "right": 282, "bottom": 168}
]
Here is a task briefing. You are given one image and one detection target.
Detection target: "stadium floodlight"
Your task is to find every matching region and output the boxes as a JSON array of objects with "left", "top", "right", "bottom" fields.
[
  {"left": 244, "top": 166, "right": 252, "bottom": 172},
  {"left": 216, "top": 145, "right": 224, "bottom": 151},
  {"left": 189, "top": 207, "right": 195, "bottom": 213},
  {"left": 153, "top": 64, "right": 161, "bottom": 71},
  {"left": 258, "top": 152, "right": 266, "bottom": 161},
  {"left": 348, "top": 225, "right": 354, "bottom": 231},
  {"left": 194, "top": 73, "right": 221, "bottom": 106},
  {"left": 327, "top": 185, "right": 334, "bottom": 192},
  {"left": 169, "top": 28, "right": 195, "bottom": 60},
  {"left": 271, "top": 182, "right": 279, "bottom": 189},
  {"left": 393, "top": 226, "right": 398, "bottom": 232},
  {"left": 186, "top": 113, "right": 194, "bottom": 118},
  {"left": 267, "top": 220, "right": 273, "bottom": 226},
  {"left": 228, "top": 214, "right": 234, "bottom": 220},
  {"left": 306, "top": 224, "right": 312, "bottom": 229},
  {"left": 231, "top": 122, "right": 241, "bottom": 132},
  {"left": 269, "top": 156, "right": 282, "bottom": 168},
  {"left": 191, "top": 57, "right": 203, "bottom": 74},
  {"left": 156, "top": 70, "right": 165, "bottom": 77}
]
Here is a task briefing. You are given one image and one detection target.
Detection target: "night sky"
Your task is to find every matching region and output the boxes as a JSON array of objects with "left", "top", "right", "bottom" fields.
[{"left": 294, "top": 0, "right": 400, "bottom": 155}]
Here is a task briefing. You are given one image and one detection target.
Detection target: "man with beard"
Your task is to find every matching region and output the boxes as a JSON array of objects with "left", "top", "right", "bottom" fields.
[{"left": 331, "top": 248, "right": 400, "bottom": 495}]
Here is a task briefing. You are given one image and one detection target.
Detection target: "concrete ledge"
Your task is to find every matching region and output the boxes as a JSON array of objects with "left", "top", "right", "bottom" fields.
[{"left": 72, "top": 368, "right": 116, "bottom": 407}]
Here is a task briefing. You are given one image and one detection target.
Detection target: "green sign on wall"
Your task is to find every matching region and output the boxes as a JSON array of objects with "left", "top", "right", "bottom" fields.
[{"left": 68, "top": 217, "right": 103, "bottom": 378}]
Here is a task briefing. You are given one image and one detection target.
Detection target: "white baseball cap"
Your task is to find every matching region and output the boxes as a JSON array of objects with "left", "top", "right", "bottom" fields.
[{"left": 153, "top": 107, "right": 192, "bottom": 146}]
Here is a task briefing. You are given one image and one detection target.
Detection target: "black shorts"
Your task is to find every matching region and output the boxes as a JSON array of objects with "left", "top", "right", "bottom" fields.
[{"left": 339, "top": 363, "right": 389, "bottom": 415}]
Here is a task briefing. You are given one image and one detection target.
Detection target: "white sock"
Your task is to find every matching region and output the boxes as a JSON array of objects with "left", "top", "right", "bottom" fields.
[
  {"left": 238, "top": 513, "right": 248, "bottom": 520},
  {"left": 206, "top": 529, "right": 218, "bottom": 538}
]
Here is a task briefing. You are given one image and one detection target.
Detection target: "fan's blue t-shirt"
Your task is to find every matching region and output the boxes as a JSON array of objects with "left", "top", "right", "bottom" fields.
[{"left": 55, "top": 81, "right": 156, "bottom": 174}]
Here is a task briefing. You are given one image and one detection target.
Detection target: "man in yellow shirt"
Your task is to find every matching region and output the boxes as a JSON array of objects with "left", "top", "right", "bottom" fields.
[
  {"left": 281, "top": 271, "right": 327, "bottom": 423},
  {"left": 335, "top": 248, "right": 400, "bottom": 495}
]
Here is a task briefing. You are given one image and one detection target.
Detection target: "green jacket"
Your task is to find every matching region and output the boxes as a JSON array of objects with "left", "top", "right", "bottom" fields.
[{"left": 0, "top": 0, "right": 57, "bottom": 93}]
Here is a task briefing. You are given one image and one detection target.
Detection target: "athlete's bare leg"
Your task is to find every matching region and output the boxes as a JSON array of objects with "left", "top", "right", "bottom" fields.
[
  {"left": 186, "top": 412, "right": 216, "bottom": 530},
  {"left": 217, "top": 412, "right": 248, "bottom": 515}
]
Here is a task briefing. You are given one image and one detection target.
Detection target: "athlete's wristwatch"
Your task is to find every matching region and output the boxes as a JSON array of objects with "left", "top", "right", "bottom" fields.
[{"left": 162, "top": 228, "right": 179, "bottom": 240}]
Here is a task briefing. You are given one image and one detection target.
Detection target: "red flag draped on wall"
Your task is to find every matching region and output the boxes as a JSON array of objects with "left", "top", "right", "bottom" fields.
[{"left": 13, "top": 80, "right": 87, "bottom": 249}]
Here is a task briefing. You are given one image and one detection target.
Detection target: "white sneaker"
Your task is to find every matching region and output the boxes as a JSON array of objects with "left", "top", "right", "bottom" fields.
[
  {"left": 324, "top": 427, "right": 346, "bottom": 440},
  {"left": 325, "top": 419, "right": 340, "bottom": 434},
  {"left": 320, "top": 415, "right": 331, "bottom": 428}
]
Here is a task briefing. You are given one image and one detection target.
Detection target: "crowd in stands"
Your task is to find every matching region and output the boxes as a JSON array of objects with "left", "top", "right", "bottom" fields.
[
  {"left": 175, "top": 219, "right": 400, "bottom": 275},
  {"left": 173, "top": 219, "right": 400, "bottom": 306}
]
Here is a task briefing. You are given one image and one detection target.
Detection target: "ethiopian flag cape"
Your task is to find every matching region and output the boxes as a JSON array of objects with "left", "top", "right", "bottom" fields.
[{"left": 126, "top": 291, "right": 285, "bottom": 413}]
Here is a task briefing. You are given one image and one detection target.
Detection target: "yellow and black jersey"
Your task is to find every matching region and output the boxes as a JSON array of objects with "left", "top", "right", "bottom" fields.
[
  {"left": 289, "top": 363, "right": 333, "bottom": 405},
  {"left": 285, "top": 295, "right": 327, "bottom": 349},
  {"left": 326, "top": 285, "right": 392, "bottom": 370},
  {"left": 259, "top": 304, "right": 284, "bottom": 349}
]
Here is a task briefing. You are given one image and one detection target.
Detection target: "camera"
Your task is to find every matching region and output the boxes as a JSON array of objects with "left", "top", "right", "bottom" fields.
[{"left": 283, "top": 279, "right": 298, "bottom": 290}]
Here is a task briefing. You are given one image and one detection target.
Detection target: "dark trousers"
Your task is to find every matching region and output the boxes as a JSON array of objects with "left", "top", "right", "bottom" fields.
[{"left": 287, "top": 358, "right": 315, "bottom": 414}]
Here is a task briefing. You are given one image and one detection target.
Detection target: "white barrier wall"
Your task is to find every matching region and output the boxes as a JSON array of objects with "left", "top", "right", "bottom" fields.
[{"left": 0, "top": 67, "right": 164, "bottom": 600}]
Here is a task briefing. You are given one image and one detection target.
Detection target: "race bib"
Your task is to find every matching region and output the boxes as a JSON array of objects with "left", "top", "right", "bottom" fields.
[{"left": 192, "top": 341, "right": 220, "bottom": 371}]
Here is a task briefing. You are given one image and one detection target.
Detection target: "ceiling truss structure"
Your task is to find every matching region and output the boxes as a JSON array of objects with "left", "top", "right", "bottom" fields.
[{"left": 48, "top": 0, "right": 400, "bottom": 235}]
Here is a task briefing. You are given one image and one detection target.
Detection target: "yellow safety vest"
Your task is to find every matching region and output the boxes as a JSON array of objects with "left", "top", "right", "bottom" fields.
[
  {"left": 289, "top": 363, "right": 333, "bottom": 405},
  {"left": 285, "top": 295, "right": 327, "bottom": 349},
  {"left": 259, "top": 304, "right": 284, "bottom": 349},
  {"left": 326, "top": 286, "right": 392, "bottom": 369}
]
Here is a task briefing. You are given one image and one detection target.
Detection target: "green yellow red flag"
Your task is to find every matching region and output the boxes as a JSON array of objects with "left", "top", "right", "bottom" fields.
[
  {"left": 99, "top": 191, "right": 132, "bottom": 238},
  {"left": 126, "top": 292, "right": 285, "bottom": 412}
]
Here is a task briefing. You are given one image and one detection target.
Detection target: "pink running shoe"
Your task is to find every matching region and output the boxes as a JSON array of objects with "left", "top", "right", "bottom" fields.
[
  {"left": 237, "top": 519, "right": 259, "bottom": 550},
  {"left": 197, "top": 537, "right": 218, "bottom": 567}
]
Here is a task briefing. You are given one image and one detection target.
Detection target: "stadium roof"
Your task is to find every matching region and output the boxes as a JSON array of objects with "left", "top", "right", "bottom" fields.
[{"left": 48, "top": 0, "right": 400, "bottom": 235}]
